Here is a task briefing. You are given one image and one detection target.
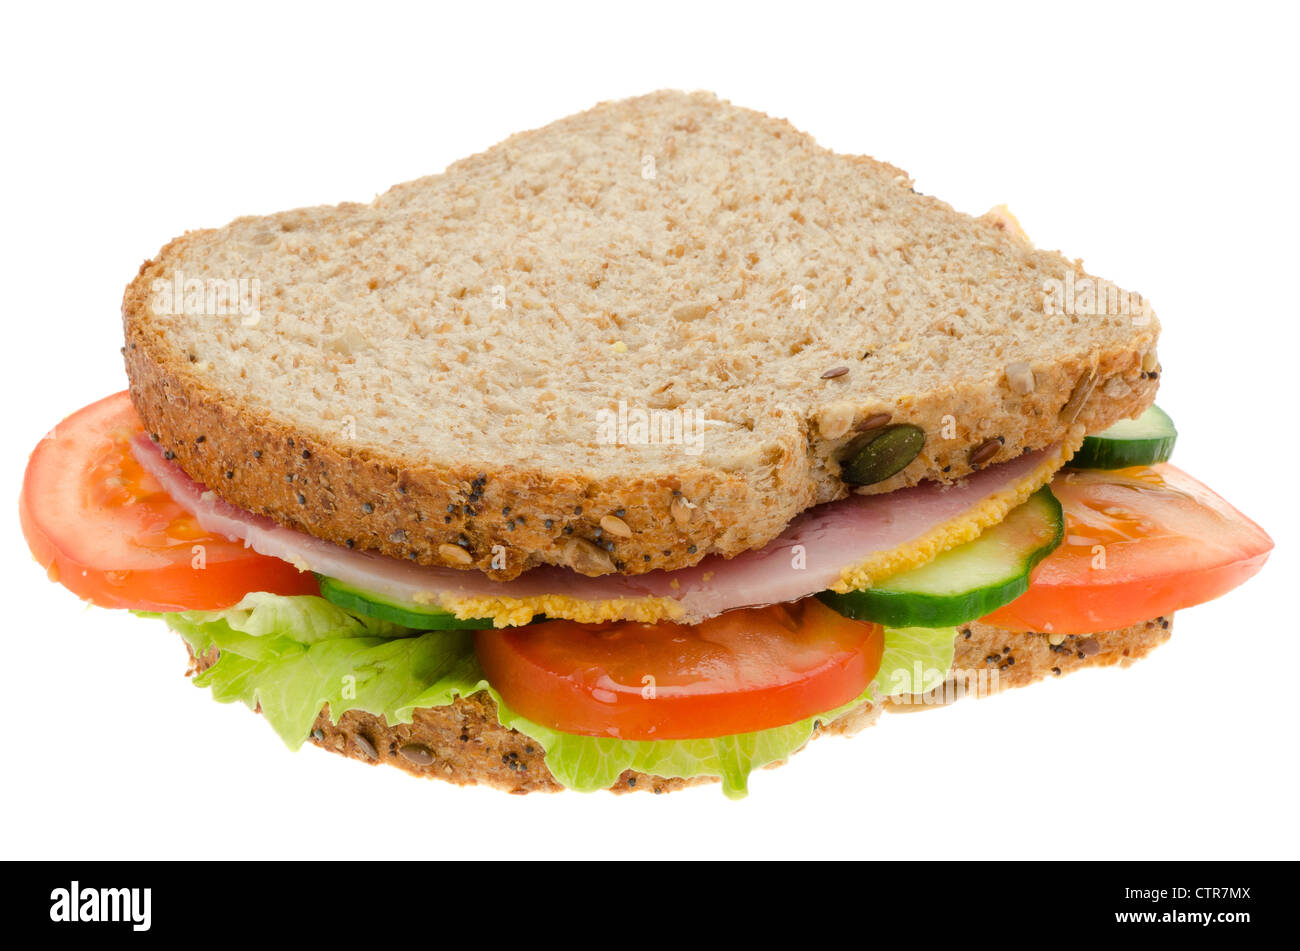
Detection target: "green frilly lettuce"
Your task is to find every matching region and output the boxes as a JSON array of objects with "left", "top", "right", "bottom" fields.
[{"left": 143, "top": 593, "right": 955, "bottom": 798}]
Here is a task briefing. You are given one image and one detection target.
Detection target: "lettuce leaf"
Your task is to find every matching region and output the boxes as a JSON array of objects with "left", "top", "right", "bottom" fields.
[
  {"left": 871, "top": 625, "right": 959, "bottom": 698},
  {"left": 144, "top": 594, "right": 955, "bottom": 796},
  {"left": 161, "top": 591, "right": 407, "bottom": 647},
  {"left": 493, "top": 623, "right": 957, "bottom": 798},
  {"left": 490, "top": 692, "right": 866, "bottom": 799},
  {"left": 145, "top": 594, "right": 486, "bottom": 747}
]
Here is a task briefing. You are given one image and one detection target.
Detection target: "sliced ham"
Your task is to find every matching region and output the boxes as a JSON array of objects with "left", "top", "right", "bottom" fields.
[{"left": 132, "top": 433, "right": 1056, "bottom": 623}]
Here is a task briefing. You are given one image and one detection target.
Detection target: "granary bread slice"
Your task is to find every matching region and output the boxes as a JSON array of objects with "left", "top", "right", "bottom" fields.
[
  {"left": 186, "top": 615, "right": 1173, "bottom": 794},
  {"left": 123, "top": 90, "right": 1160, "bottom": 580}
]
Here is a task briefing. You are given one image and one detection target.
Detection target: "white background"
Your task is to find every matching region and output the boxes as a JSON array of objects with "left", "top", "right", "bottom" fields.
[{"left": 2, "top": 1, "right": 1296, "bottom": 860}]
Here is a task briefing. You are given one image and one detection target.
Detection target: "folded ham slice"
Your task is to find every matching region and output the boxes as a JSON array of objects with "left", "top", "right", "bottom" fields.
[{"left": 132, "top": 433, "right": 1060, "bottom": 624}]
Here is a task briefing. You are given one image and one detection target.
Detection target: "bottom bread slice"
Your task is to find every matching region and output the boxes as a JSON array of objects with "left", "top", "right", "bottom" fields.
[
  {"left": 187, "top": 615, "right": 1173, "bottom": 794},
  {"left": 897, "top": 614, "right": 1175, "bottom": 708}
]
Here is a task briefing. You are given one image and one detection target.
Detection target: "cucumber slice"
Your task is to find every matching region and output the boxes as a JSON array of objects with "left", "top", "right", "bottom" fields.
[
  {"left": 1070, "top": 404, "right": 1177, "bottom": 470},
  {"left": 315, "top": 574, "right": 499, "bottom": 630},
  {"left": 818, "top": 486, "right": 1063, "bottom": 628}
]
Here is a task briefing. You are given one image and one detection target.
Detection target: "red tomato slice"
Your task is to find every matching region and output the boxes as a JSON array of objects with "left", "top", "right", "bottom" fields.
[
  {"left": 19, "top": 391, "right": 319, "bottom": 611},
  {"left": 982, "top": 464, "right": 1271, "bottom": 634},
  {"left": 475, "top": 598, "right": 883, "bottom": 740}
]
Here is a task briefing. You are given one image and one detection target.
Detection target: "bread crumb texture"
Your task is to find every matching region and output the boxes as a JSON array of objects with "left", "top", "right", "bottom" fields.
[{"left": 125, "top": 91, "right": 1159, "bottom": 579}]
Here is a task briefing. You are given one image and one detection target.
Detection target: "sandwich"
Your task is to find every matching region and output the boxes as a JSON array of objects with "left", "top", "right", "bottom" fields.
[{"left": 18, "top": 91, "right": 1272, "bottom": 797}]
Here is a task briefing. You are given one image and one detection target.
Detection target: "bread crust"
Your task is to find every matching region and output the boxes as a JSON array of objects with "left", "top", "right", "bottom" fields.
[
  {"left": 123, "top": 320, "right": 1153, "bottom": 582},
  {"left": 123, "top": 91, "right": 1159, "bottom": 581},
  {"left": 186, "top": 615, "right": 1172, "bottom": 794},
  {"left": 891, "top": 615, "right": 1173, "bottom": 708}
]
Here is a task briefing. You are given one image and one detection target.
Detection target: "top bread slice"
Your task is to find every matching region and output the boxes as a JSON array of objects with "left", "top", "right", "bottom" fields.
[{"left": 122, "top": 90, "right": 1159, "bottom": 580}]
